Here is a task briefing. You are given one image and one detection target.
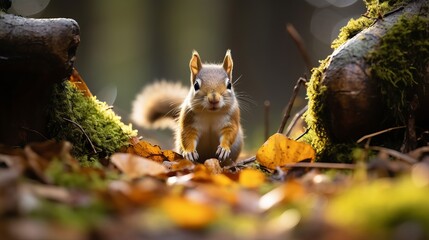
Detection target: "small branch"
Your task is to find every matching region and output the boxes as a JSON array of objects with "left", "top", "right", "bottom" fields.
[
  {"left": 285, "top": 105, "right": 308, "bottom": 137},
  {"left": 277, "top": 77, "right": 307, "bottom": 134},
  {"left": 226, "top": 156, "right": 256, "bottom": 170},
  {"left": 286, "top": 23, "right": 313, "bottom": 73},
  {"left": 21, "top": 127, "right": 48, "bottom": 140},
  {"left": 356, "top": 126, "right": 405, "bottom": 144},
  {"left": 294, "top": 128, "right": 310, "bottom": 141},
  {"left": 282, "top": 162, "right": 356, "bottom": 170},
  {"left": 401, "top": 94, "right": 418, "bottom": 153},
  {"left": 264, "top": 100, "right": 270, "bottom": 140},
  {"left": 369, "top": 146, "right": 417, "bottom": 165},
  {"left": 63, "top": 118, "right": 97, "bottom": 154}
]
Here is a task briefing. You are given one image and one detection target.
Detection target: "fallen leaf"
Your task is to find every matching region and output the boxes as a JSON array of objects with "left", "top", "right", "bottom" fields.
[
  {"left": 192, "top": 165, "right": 212, "bottom": 182},
  {"left": 162, "top": 149, "right": 183, "bottom": 162},
  {"left": 239, "top": 169, "right": 266, "bottom": 188},
  {"left": 161, "top": 196, "right": 216, "bottom": 229},
  {"left": 69, "top": 68, "right": 92, "bottom": 97},
  {"left": 258, "top": 180, "right": 306, "bottom": 211},
  {"left": 163, "top": 158, "right": 195, "bottom": 172},
  {"left": 108, "top": 178, "right": 166, "bottom": 209},
  {"left": 194, "top": 184, "right": 238, "bottom": 205},
  {"left": 124, "top": 140, "right": 182, "bottom": 163},
  {"left": 256, "top": 133, "right": 315, "bottom": 169},
  {"left": 111, "top": 153, "right": 167, "bottom": 179},
  {"left": 211, "top": 174, "right": 235, "bottom": 187}
]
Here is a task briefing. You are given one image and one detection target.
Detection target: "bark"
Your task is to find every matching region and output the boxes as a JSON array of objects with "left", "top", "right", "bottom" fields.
[
  {"left": 0, "top": 13, "right": 80, "bottom": 146},
  {"left": 321, "top": 0, "right": 429, "bottom": 142}
]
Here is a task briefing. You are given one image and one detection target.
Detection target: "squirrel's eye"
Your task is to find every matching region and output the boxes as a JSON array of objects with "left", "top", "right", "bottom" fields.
[
  {"left": 194, "top": 78, "right": 201, "bottom": 91},
  {"left": 226, "top": 80, "right": 232, "bottom": 90}
]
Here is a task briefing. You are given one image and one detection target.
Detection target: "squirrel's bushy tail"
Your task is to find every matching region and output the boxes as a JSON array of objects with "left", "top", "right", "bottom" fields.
[{"left": 131, "top": 80, "right": 189, "bottom": 130}]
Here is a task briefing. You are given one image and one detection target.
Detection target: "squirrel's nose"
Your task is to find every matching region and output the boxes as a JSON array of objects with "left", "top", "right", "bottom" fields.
[
  {"left": 209, "top": 99, "right": 219, "bottom": 104},
  {"left": 208, "top": 93, "right": 220, "bottom": 104}
]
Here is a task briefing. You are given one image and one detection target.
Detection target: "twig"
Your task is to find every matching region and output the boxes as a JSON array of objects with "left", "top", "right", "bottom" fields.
[
  {"left": 401, "top": 94, "right": 418, "bottom": 153},
  {"left": 356, "top": 126, "right": 405, "bottom": 144},
  {"left": 286, "top": 23, "right": 313, "bottom": 73},
  {"left": 264, "top": 100, "right": 270, "bottom": 140},
  {"left": 285, "top": 105, "right": 308, "bottom": 137},
  {"left": 63, "top": 118, "right": 97, "bottom": 154},
  {"left": 21, "top": 127, "right": 48, "bottom": 140},
  {"left": 226, "top": 156, "right": 256, "bottom": 170},
  {"left": 277, "top": 77, "right": 307, "bottom": 134},
  {"left": 294, "top": 128, "right": 310, "bottom": 141},
  {"left": 368, "top": 146, "right": 417, "bottom": 165},
  {"left": 282, "top": 162, "right": 356, "bottom": 170}
]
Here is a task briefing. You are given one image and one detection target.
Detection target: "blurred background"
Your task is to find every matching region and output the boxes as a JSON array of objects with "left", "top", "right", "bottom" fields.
[{"left": 10, "top": 0, "right": 365, "bottom": 151}]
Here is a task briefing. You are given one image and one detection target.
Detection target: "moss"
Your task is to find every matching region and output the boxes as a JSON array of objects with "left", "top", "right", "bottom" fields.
[
  {"left": 367, "top": 11, "right": 429, "bottom": 124},
  {"left": 304, "top": 56, "right": 359, "bottom": 163},
  {"left": 47, "top": 81, "right": 137, "bottom": 165},
  {"left": 326, "top": 177, "right": 429, "bottom": 237},
  {"left": 44, "top": 158, "right": 117, "bottom": 190},
  {"left": 304, "top": 57, "right": 331, "bottom": 158},
  {"left": 31, "top": 199, "right": 108, "bottom": 230},
  {"left": 305, "top": 0, "right": 428, "bottom": 162},
  {"left": 332, "top": 0, "right": 413, "bottom": 49}
]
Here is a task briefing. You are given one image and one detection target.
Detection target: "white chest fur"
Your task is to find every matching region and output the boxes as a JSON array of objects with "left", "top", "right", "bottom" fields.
[{"left": 193, "top": 111, "right": 229, "bottom": 158}]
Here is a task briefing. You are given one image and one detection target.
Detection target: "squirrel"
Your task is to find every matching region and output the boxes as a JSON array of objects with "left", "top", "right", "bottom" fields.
[{"left": 131, "top": 50, "right": 243, "bottom": 163}]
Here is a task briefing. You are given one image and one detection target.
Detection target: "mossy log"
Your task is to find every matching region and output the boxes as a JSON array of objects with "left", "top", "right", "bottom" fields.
[
  {"left": 0, "top": 12, "right": 80, "bottom": 145},
  {"left": 308, "top": 0, "right": 429, "bottom": 146}
]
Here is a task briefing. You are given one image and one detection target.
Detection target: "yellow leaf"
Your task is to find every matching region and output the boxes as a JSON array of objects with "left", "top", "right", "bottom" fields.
[
  {"left": 162, "top": 196, "right": 216, "bottom": 229},
  {"left": 212, "top": 174, "right": 235, "bottom": 187},
  {"left": 239, "top": 169, "right": 266, "bottom": 188},
  {"left": 111, "top": 153, "right": 167, "bottom": 179},
  {"left": 256, "top": 133, "right": 315, "bottom": 169}
]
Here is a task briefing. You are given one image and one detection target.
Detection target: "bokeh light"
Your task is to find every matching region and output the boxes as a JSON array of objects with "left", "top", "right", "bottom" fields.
[
  {"left": 326, "top": 0, "right": 359, "bottom": 8},
  {"left": 10, "top": 0, "right": 50, "bottom": 16},
  {"left": 310, "top": 8, "right": 343, "bottom": 44}
]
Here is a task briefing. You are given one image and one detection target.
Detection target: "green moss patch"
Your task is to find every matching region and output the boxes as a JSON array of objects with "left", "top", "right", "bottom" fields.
[
  {"left": 332, "top": 0, "right": 413, "bottom": 49},
  {"left": 367, "top": 11, "right": 429, "bottom": 123},
  {"left": 304, "top": 57, "right": 330, "bottom": 156},
  {"left": 47, "top": 81, "right": 137, "bottom": 165}
]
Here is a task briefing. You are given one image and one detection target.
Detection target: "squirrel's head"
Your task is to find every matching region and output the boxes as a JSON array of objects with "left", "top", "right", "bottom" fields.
[{"left": 189, "top": 50, "right": 236, "bottom": 112}]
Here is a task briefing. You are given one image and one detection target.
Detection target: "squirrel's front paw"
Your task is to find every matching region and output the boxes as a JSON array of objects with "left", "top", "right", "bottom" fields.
[
  {"left": 216, "top": 146, "right": 231, "bottom": 161},
  {"left": 182, "top": 150, "right": 199, "bottom": 162}
]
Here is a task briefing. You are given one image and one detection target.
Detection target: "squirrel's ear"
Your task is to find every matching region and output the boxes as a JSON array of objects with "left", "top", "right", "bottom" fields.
[
  {"left": 190, "top": 50, "right": 202, "bottom": 83},
  {"left": 223, "top": 49, "right": 233, "bottom": 79}
]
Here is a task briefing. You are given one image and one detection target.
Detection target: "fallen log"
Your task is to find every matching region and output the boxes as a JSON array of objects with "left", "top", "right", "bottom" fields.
[
  {"left": 0, "top": 12, "right": 80, "bottom": 145},
  {"left": 306, "top": 0, "right": 429, "bottom": 160}
]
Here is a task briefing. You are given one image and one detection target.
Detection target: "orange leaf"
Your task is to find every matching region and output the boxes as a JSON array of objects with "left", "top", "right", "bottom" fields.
[
  {"left": 162, "top": 196, "right": 216, "bottom": 229},
  {"left": 192, "top": 165, "right": 212, "bottom": 182},
  {"left": 163, "top": 159, "right": 195, "bottom": 172},
  {"left": 69, "top": 68, "right": 92, "bottom": 97},
  {"left": 111, "top": 153, "right": 167, "bottom": 179},
  {"left": 239, "top": 169, "right": 266, "bottom": 188},
  {"left": 256, "top": 133, "right": 315, "bottom": 169},
  {"left": 124, "top": 140, "right": 182, "bottom": 163}
]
